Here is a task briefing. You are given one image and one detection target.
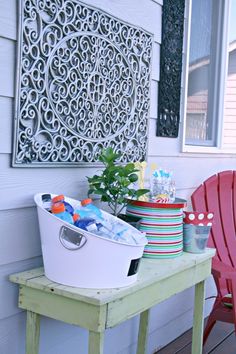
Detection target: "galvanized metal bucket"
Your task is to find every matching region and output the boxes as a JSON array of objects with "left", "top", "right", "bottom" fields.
[{"left": 183, "top": 224, "right": 211, "bottom": 253}]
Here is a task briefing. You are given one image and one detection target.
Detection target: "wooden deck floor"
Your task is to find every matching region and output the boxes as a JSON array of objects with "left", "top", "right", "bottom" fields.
[{"left": 156, "top": 322, "right": 235, "bottom": 354}]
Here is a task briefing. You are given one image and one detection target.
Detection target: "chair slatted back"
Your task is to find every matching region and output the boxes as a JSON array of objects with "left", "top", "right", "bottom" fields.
[
  {"left": 191, "top": 171, "right": 236, "bottom": 295},
  {"left": 217, "top": 171, "right": 236, "bottom": 267}
]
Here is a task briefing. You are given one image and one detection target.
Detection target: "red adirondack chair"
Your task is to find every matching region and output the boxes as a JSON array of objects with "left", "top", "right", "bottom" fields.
[{"left": 191, "top": 170, "right": 236, "bottom": 344}]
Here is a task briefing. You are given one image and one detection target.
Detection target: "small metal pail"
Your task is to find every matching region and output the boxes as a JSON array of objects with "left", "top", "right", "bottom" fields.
[{"left": 183, "top": 224, "right": 211, "bottom": 253}]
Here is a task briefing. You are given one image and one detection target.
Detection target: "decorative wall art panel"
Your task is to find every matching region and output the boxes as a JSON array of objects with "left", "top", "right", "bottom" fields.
[{"left": 13, "top": 0, "right": 153, "bottom": 166}]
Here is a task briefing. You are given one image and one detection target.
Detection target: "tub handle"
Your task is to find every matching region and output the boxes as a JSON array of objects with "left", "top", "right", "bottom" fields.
[{"left": 59, "top": 225, "right": 87, "bottom": 250}]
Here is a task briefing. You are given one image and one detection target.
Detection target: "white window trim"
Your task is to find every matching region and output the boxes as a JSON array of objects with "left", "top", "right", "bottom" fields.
[{"left": 181, "top": 0, "right": 234, "bottom": 154}]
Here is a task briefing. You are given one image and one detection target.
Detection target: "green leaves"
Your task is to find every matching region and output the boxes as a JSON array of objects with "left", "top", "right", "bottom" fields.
[
  {"left": 98, "top": 147, "right": 121, "bottom": 165},
  {"left": 87, "top": 148, "right": 149, "bottom": 216},
  {"left": 135, "top": 189, "right": 150, "bottom": 198},
  {"left": 129, "top": 173, "right": 138, "bottom": 183}
]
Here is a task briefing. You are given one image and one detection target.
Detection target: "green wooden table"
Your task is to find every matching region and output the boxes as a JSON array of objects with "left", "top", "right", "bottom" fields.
[{"left": 10, "top": 249, "right": 215, "bottom": 354}]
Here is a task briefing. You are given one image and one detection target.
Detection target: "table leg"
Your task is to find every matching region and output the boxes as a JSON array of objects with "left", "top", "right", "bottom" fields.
[
  {"left": 136, "top": 309, "right": 150, "bottom": 354},
  {"left": 26, "top": 311, "right": 40, "bottom": 354},
  {"left": 191, "top": 280, "right": 205, "bottom": 354},
  {"left": 88, "top": 330, "right": 104, "bottom": 354}
]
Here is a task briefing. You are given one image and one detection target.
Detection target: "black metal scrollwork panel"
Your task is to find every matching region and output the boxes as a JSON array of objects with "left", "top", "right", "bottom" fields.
[
  {"left": 13, "top": 0, "right": 153, "bottom": 166},
  {"left": 157, "top": 0, "right": 185, "bottom": 138}
]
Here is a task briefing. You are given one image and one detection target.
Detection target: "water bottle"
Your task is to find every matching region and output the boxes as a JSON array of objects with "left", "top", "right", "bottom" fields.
[
  {"left": 76, "top": 199, "right": 103, "bottom": 219},
  {"left": 75, "top": 199, "right": 110, "bottom": 227},
  {"left": 83, "top": 200, "right": 133, "bottom": 239},
  {"left": 41, "top": 194, "right": 52, "bottom": 212},
  {"left": 94, "top": 222, "right": 114, "bottom": 239},
  {"left": 52, "top": 195, "right": 74, "bottom": 215},
  {"left": 51, "top": 202, "right": 74, "bottom": 224},
  {"left": 76, "top": 199, "right": 136, "bottom": 242},
  {"left": 73, "top": 213, "right": 98, "bottom": 232},
  {"left": 113, "top": 226, "right": 138, "bottom": 244}
]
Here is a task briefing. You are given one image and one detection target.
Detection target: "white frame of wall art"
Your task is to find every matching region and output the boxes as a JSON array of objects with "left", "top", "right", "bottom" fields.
[{"left": 12, "top": 0, "right": 153, "bottom": 167}]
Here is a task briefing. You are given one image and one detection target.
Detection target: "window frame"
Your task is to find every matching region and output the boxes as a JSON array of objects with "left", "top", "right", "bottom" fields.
[{"left": 181, "top": 0, "right": 234, "bottom": 154}]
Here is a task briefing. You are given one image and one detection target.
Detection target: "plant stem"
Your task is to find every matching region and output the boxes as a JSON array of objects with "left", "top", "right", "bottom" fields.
[
  {"left": 117, "top": 203, "right": 127, "bottom": 216},
  {"left": 114, "top": 198, "right": 119, "bottom": 216},
  {"left": 108, "top": 202, "right": 115, "bottom": 215}
]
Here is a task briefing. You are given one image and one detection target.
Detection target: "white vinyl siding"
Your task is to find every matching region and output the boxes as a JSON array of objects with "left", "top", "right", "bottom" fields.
[{"left": 0, "top": 1, "right": 235, "bottom": 353}]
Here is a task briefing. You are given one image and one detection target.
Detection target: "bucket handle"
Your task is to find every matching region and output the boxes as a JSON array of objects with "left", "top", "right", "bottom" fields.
[{"left": 59, "top": 225, "right": 87, "bottom": 251}]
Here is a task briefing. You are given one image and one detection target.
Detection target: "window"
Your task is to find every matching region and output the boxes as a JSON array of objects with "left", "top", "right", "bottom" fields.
[{"left": 183, "top": 0, "right": 236, "bottom": 153}]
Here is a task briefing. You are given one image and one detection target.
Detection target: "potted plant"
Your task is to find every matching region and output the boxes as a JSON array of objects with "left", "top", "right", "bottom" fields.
[{"left": 87, "top": 148, "right": 149, "bottom": 227}]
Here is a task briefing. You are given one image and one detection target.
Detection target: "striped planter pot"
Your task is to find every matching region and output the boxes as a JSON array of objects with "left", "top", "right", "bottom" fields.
[{"left": 126, "top": 198, "right": 187, "bottom": 259}]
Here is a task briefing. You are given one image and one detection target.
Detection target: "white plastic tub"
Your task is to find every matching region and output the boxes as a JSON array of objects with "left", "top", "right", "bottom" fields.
[{"left": 34, "top": 193, "right": 147, "bottom": 289}]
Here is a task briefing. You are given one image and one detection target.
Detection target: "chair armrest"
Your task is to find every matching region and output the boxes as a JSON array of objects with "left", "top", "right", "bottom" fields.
[{"left": 212, "top": 259, "right": 236, "bottom": 280}]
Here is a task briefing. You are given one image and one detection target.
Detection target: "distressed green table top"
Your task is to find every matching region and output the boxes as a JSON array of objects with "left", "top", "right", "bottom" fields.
[
  {"left": 10, "top": 249, "right": 215, "bottom": 354},
  {"left": 10, "top": 249, "right": 215, "bottom": 309}
]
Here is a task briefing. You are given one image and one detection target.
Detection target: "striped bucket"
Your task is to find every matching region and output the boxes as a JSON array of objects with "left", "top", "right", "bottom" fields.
[{"left": 126, "top": 198, "right": 187, "bottom": 258}]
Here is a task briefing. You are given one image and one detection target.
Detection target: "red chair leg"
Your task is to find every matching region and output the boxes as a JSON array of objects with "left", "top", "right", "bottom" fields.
[
  {"left": 230, "top": 281, "right": 236, "bottom": 334},
  {"left": 203, "top": 315, "right": 216, "bottom": 345}
]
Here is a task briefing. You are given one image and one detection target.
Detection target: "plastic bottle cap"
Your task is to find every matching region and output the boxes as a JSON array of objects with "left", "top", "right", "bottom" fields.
[
  {"left": 81, "top": 198, "right": 92, "bottom": 206},
  {"left": 51, "top": 202, "right": 65, "bottom": 214},
  {"left": 52, "top": 195, "right": 65, "bottom": 203},
  {"left": 73, "top": 213, "right": 80, "bottom": 222}
]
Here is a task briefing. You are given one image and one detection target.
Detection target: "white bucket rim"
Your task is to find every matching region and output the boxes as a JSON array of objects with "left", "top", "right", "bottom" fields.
[{"left": 34, "top": 193, "right": 148, "bottom": 248}]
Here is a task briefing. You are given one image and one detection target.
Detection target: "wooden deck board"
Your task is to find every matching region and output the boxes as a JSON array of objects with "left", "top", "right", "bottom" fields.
[
  {"left": 156, "top": 321, "right": 235, "bottom": 353},
  {"left": 209, "top": 329, "right": 235, "bottom": 354}
]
